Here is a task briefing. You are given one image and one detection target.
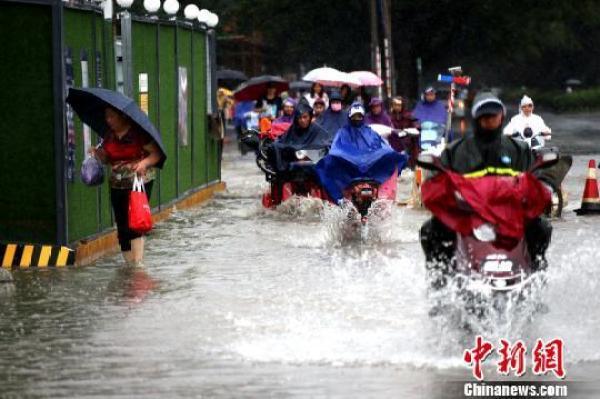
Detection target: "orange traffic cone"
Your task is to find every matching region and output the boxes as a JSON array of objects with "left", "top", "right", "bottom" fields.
[{"left": 575, "top": 160, "right": 600, "bottom": 215}]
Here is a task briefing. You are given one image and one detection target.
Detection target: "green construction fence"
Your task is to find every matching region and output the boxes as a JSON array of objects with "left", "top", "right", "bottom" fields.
[{"left": 0, "top": 1, "right": 221, "bottom": 247}]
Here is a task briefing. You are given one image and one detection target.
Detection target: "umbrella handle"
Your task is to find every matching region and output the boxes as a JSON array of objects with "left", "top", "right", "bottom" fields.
[{"left": 87, "top": 140, "right": 104, "bottom": 159}]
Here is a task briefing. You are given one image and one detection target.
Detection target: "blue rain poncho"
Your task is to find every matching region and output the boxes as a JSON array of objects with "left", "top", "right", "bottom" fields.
[
  {"left": 270, "top": 102, "right": 332, "bottom": 173},
  {"left": 316, "top": 119, "right": 407, "bottom": 202},
  {"left": 413, "top": 99, "right": 447, "bottom": 126}
]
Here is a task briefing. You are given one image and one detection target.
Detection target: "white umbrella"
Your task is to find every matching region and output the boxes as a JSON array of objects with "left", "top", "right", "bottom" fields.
[
  {"left": 302, "top": 67, "right": 361, "bottom": 87},
  {"left": 349, "top": 70, "right": 384, "bottom": 86}
]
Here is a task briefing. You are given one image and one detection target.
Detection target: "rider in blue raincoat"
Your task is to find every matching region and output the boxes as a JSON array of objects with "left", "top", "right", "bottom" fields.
[
  {"left": 316, "top": 102, "right": 407, "bottom": 203},
  {"left": 412, "top": 86, "right": 447, "bottom": 126}
]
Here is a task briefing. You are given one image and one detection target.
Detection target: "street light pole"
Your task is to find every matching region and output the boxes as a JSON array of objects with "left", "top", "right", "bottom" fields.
[
  {"left": 382, "top": 0, "right": 394, "bottom": 99},
  {"left": 120, "top": 10, "right": 133, "bottom": 97},
  {"left": 370, "top": 0, "right": 382, "bottom": 99}
]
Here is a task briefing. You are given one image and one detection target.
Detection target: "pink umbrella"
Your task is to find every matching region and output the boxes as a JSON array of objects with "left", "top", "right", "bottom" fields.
[
  {"left": 303, "top": 67, "right": 361, "bottom": 87},
  {"left": 349, "top": 71, "right": 384, "bottom": 87}
]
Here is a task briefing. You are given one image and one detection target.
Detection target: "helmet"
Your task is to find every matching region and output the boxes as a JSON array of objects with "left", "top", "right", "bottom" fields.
[
  {"left": 471, "top": 92, "right": 506, "bottom": 119},
  {"left": 349, "top": 102, "right": 365, "bottom": 117}
]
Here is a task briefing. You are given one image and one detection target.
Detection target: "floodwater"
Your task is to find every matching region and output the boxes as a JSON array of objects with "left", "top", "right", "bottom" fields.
[{"left": 1, "top": 113, "right": 599, "bottom": 398}]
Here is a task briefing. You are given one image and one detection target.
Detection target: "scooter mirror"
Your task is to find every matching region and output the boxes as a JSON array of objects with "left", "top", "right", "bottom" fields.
[
  {"left": 542, "top": 151, "right": 559, "bottom": 164},
  {"left": 530, "top": 148, "right": 560, "bottom": 172}
]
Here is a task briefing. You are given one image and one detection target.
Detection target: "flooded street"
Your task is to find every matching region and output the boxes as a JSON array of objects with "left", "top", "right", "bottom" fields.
[{"left": 1, "top": 118, "right": 600, "bottom": 398}]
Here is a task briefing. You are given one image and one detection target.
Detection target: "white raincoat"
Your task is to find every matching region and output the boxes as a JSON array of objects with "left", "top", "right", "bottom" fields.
[{"left": 503, "top": 113, "right": 551, "bottom": 136}]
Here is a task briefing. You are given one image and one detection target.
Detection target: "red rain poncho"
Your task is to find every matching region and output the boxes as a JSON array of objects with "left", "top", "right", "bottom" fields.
[{"left": 421, "top": 171, "right": 550, "bottom": 240}]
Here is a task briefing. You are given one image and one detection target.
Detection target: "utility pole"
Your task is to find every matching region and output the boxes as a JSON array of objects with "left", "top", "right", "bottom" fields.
[
  {"left": 370, "top": 0, "right": 383, "bottom": 99},
  {"left": 381, "top": 0, "right": 395, "bottom": 99}
]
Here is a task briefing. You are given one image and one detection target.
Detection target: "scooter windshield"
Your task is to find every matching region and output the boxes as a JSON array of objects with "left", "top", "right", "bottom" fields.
[{"left": 420, "top": 121, "right": 446, "bottom": 150}]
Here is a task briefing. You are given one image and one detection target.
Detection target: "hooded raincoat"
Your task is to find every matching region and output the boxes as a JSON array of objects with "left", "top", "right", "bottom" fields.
[
  {"left": 316, "top": 108, "right": 347, "bottom": 137},
  {"left": 316, "top": 118, "right": 407, "bottom": 202},
  {"left": 413, "top": 99, "right": 447, "bottom": 126},
  {"left": 365, "top": 98, "right": 393, "bottom": 127},
  {"left": 270, "top": 102, "right": 332, "bottom": 173}
]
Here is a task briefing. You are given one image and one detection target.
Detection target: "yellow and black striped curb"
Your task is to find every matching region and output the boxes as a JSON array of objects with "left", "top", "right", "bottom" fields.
[{"left": 1, "top": 243, "right": 75, "bottom": 269}]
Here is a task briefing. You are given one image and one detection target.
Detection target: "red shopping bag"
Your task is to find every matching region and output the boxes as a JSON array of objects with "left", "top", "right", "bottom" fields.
[{"left": 128, "top": 175, "right": 153, "bottom": 234}]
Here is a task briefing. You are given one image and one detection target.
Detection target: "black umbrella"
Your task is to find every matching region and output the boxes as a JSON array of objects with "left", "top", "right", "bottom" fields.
[
  {"left": 233, "top": 75, "right": 289, "bottom": 102},
  {"left": 217, "top": 68, "right": 248, "bottom": 82},
  {"left": 66, "top": 87, "right": 167, "bottom": 168},
  {"left": 289, "top": 81, "right": 312, "bottom": 91}
]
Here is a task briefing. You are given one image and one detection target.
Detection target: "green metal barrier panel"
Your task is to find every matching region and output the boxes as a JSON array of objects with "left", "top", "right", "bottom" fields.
[
  {"left": 192, "top": 30, "right": 208, "bottom": 187},
  {"left": 98, "top": 19, "right": 114, "bottom": 231},
  {"left": 176, "top": 26, "right": 194, "bottom": 194},
  {"left": 1, "top": 5, "right": 217, "bottom": 247},
  {"left": 157, "top": 24, "right": 177, "bottom": 204},
  {"left": 0, "top": 3, "right": 56, "bottom": 243},
  {"left": 131, "top": 20, "right": 161, "bottom": 208},
  {"left": 208, "top": 135, "right": 220, "bottom": 183},
  {"left": 64, "top": 8, "right": 111, "bottom": 242}
]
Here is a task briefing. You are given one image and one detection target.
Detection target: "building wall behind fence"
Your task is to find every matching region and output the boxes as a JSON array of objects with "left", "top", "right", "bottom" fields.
[{"left": 0, "top": 3, "right": 57, "bottom": 243}]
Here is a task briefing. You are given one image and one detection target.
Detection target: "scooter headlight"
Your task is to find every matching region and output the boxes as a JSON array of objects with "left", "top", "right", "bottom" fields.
[
  {"left": 473, "top": 223, "right": 496, "bottom": 242},
  {"left": 295, "top": 150, "right": 307, "bottom": 160}
]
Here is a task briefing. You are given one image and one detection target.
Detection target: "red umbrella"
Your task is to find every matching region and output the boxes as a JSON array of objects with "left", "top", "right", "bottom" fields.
[{"left": 233, "top": 75, "right": 289, "bottom": 102}]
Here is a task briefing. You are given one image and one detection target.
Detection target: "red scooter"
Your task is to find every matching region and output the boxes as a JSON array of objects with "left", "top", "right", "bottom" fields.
[
  {"left": 417, "top": 150, "right": 558, "bottom": 293},
  {"left": 241, "top": 130, "right": 326, "bottom": 208}
]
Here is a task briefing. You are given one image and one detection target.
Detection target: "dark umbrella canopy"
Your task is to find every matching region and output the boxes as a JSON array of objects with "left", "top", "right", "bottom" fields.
[
  {"left": 290, "top": 80, "right": 312, "bottom": 91},
  {"left": 233, "top": 75, "right": 288, "bottom": 102},
  {"left": 66, "top": 87, "right": 167, "bottom": 168},
  {"left": 217, "top": 68, "right": 248, "bottom": 82}
]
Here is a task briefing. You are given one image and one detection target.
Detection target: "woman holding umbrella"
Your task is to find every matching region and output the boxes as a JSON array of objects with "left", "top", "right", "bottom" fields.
[
  {"left": 259, "top": 83, "right": 283, "bottom": 119},
  {"left": 91, "top": 108, "right": 162, "bottom": 266},
  {"left": 67, "top": 88, "right": 167, "bottom": 267},
  {"left": 339, "top": 84, "right": 354, "bottom": 108},
  {"left": 303, "top": 82, "right": 329, "bottom": 109}
]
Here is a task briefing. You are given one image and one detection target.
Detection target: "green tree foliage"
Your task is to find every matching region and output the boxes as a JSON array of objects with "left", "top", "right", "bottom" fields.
[
  {"left": 189, "top": 0, "right": 370, "bottom": 74},
  {"left": 393, "top": 0, "right": 600, "bottom": 90},
  {"left": 180, "top": 0, "right": 600, "bottom": 91}
]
